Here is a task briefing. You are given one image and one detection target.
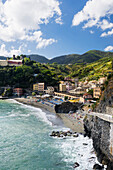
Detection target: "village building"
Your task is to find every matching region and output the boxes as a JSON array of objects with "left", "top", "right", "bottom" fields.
[
  {"left": 93, "top": 87, "right": 101, "bottom": 98},
  {"left": 88, "top": 80, "right": 97, "bottom": 89},
  {"left": 69, "top": 87, "right": 86, "bottom": 96},
  {"left": 59, "top": 84, "right": 66, "bottom": 92},
  {"left": 0, "top": 59, "right": 23, "bottom": 66},
  {"left": 45, "top": 86, "right": 54, "bottom": 95},
  {"left": 98, "top": 77, "right": 107, "bottom": 85},
  {"left": 33, "top": 83, "right": 44, "bottom": 92},
  {"left": 59, "top": 81, "right": 64, "bottom": 84},
  {"left": 8, "top": 60, "right": 22, "bottom": 66},
  {"left": 13, "top": 88, "right": 23, "bottom": 96},
  {"left": 83, "top": 93, "right": 93, "bottom": 103},
  {"left": 0, "top": 60, "right": 8, "bottom": 66}
]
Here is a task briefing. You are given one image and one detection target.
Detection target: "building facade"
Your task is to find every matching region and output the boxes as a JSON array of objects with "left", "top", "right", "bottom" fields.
[
  {"left": 45, "top": 86, "right": 54, "bottom": 95},
  {"left": 33, "top": 83, "right": 44, "bottom": 92},
  {"left": 59, "top": 84, "right": 66, "bottom": 92},
  {"left": 93, "top": 87, "right": 101, "bottom": 98},
  {"left": 13, "top": 88, "right": 23, "bottom": 96},
  {"left": 0, "top": 60, "right": 22, "bottom": 66}
]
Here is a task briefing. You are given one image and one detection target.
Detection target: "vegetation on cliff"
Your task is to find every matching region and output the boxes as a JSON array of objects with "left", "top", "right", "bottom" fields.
[{"left": 0, "top": 51, "right": 113, "bottom": 89}]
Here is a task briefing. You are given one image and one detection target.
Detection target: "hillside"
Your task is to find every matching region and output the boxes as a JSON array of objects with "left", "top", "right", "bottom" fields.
[
  {"left": 50, "top": 50, "right": 113, "bottom": 64},
  {"left": 49, "top": 54, "right": 80, "bottom": 64},
  {"left": 26, "top": 54, "right": 49, "bottom": 63},
  {"left": 0, "top": 56, "right": 7, "bottom": 60},
  {"left": 27, "top": 50, "right": 113, "bottom": 64},
  {"left": 0, "top": 50, "right": 113, "bottom": 64}
]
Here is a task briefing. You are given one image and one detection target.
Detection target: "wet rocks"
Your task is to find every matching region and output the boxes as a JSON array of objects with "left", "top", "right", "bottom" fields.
[
  {"left": 50, "top": 130, "right": 79, "bottom": 138},
  {"left": 73, "top": 162, "right": 80, "bottom": 168},
  {"left": 93, "top": 164, "right": 104, "bottom": 170},
  {"left": 83, "top": 143, "right": 88, "bottom": 145}
]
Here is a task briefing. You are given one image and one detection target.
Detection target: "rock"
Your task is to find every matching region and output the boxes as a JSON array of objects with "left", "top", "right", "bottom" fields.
[
  {"left": 67, "top": 133, "right": 71, "bottom": 136},
  {"left": 73, "top": 162, "right": 80, "bottom": 168},
  {"left": 73, "top": 134, "right": 79, "bottom": 137},
  {"left": 93, "top": 164, "right": 104, "bottom": 170},
  {"left": 83, "top": 143, "right": 88, "bottom": 145},
  {"left": 63, "top": 132, "right": 67, "bottom": 136}
]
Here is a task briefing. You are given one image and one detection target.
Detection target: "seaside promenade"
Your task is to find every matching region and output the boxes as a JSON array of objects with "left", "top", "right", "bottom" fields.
[{"left": 84, "top": 111, "right": 113, "bottom": 123}]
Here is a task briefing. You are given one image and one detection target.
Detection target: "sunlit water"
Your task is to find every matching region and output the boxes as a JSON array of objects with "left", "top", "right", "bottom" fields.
[{"left": 0, "top": 99, "right": 98, "bottom": 169}]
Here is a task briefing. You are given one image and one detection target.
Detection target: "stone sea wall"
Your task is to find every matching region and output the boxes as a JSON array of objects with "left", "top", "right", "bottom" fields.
[{"left": 84, "top": 114, "right": 113, "bottom": 169}]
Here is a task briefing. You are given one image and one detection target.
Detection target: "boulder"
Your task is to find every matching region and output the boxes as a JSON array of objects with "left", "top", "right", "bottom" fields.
[
  {"left": 73, "top": 162, "right": 80, "bottom": 168},
  {"left": 93, "top": 164, "right": 104, "bottom": 170}
]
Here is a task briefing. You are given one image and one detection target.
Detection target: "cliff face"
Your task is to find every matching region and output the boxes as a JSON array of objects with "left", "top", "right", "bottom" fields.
[
  {"left": 95, "top": 78, "right": 113, "bottom": 114},
  {"left": 84, "top": 115, "right": 113, "bottom": 169},
  {"left": 55, "top": 102, "right": 81, "bottom": 113}
]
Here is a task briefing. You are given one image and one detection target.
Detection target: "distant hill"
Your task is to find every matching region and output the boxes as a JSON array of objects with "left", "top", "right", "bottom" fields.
[
  {"left": 0, "top": 56, "right": 7, "bottom": 60},
  {"left": 27, "top": 50, "right": 113, "bottom": 64},
  {"left": 26, "top": 54, "right": 49, "bottom": 63},
  {"left": 1, "top": 50, "right": 113, "bottom": 64},
  {"left": 50, "top": 50, "right": 113, "bottom": 64},
  {"left": 49, "top": 54, "right": 80, "bottom": 64}
]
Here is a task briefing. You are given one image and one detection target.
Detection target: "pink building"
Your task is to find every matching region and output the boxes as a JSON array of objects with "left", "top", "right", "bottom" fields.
[{"left": 13, "top": 88, "right": 23, "bottom": 96}]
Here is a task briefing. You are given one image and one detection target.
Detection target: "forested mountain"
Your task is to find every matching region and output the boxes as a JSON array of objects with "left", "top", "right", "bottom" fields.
[
  {"left": 27, "top": 50, "right": 113, "bottom": 64},
  {"left": 0, "top": 50, "right": 113, "bottom": 64},
  {"left": 0, "top": 56, "right": 7, "bottom": 60},
  {"left": 26, "top": 54, "right": 49, "bottom": 63}
]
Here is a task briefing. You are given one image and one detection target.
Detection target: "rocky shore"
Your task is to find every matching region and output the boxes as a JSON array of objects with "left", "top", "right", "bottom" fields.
[
  {"left": 50, "top": 130, "right": 79, "bottom": 138},
  {"left": 84, "top": 114, "right": 113, "bottom": 170}
]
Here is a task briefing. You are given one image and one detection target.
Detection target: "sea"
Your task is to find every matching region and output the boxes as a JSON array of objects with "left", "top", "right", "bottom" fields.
[{"left": 0, "top": 99, "right": 99, "bottom": 170}]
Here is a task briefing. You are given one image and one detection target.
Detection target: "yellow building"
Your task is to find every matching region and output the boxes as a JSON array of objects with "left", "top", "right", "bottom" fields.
[
  {"left": 33, "top": 83, "right": 44, "bottom": 92},
  {"left": 59, "top": 84, "right": 66, "bottom": 92},
  {"left": 93, "top": 87, "right": 101, "bottom": 98}
]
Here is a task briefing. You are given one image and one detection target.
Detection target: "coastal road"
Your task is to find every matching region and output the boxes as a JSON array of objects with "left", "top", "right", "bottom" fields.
[{"left": 84, "top": 111, "right": 113, "bottom": 123}]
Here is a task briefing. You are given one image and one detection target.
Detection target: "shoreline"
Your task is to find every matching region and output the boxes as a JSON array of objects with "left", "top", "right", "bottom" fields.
[{"left": 14, "top": 98, "right": 84, "bottom": 133}]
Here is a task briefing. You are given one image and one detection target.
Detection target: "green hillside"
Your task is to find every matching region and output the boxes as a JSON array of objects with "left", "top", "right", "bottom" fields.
[
  {"left": 27, "top": 50, "right": 113, "bottom": 64},
  {"left": 26, "top": 54, "right": 49, "bottom": 63},
  {"left": 0, "top": 51, "right": 113, "bottom": 90},
  {"left": 50, "top": 50, "right": 113, "bottom": 64},
  {"left": 68, "top": 55, "right": 113, "bottom": 80}
]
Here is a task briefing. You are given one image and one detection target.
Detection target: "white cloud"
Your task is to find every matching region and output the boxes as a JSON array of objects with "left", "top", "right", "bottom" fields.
[
  {"left": 104, "top": 45, "right": 113, "bottom": 51},
  {"left": 101, "top": 28, "right": 113, "bottom": 37},
  {"left": 0, "top": 0, "right": 61, "bottom": 48},
  {"left": 72, "top": 0, "right": 113, "bottom": 37},
  {"left": 28, "top": 50, "right": 31, "bottom": 53},
  {"left": 0, "top": 44, "right": 24, "bottom": 57},
  {"left": 90, "top": 30, "right": 94, "bottom": 34},
  {"left": 36, "top": 38, "right": 57, "bottom": 49}
]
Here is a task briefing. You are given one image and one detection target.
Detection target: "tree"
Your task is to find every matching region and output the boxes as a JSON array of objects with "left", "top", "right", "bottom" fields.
[
  {"left": 32, "top": 92, "right": 36, "bottom": 96},
  {"left": 64, "top": 96, "right": 68, "bottom": 100}
]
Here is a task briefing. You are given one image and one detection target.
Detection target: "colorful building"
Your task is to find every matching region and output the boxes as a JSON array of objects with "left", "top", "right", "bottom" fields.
[
  {"left": 0, "top": 60, "right": 22, "bottom": 66},
  {"left": 93, "top": 87, "right": 101, "bottom": 98},
  {"left": 13, "top": 88, "right": 23, "bottom": 96},
  {"left": 59, "top": 84, "right": 66, "bottom": 92},
  {"left": 45, "top": 86, "right": 54, "bottom": 95},
  {"left": 33, "top": 83, "right": 44, "bottom": 92}
]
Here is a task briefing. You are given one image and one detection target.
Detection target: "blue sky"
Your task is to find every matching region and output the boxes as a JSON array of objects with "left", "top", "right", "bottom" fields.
[{"left": 0, "top": 0, "right": 113, "bottom": 58}]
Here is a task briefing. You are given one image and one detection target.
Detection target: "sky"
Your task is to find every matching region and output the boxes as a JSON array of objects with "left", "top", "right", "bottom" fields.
[{"left": 0, "top": 0, "right": 113, "bottom": 58}]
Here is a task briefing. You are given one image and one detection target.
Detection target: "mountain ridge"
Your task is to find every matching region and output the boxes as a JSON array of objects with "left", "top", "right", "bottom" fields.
[{"left": 0, "top": 50, "right": 113, "bottom": 64}]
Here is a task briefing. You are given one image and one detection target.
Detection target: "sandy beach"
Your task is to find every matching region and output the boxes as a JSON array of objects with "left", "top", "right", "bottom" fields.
[{"left": 15, "top": 98, "right": 85, "bottom": 133}]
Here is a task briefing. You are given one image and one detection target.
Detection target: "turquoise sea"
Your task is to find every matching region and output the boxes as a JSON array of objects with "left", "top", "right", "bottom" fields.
[{"left": 0, "top": 100, "right": 98, "bottom": 170}]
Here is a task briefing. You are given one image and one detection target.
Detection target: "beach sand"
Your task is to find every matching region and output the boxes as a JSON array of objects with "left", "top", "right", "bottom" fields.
[
  {"left": 15, "top": 98, "right": 85, "bottom": 133},
  {"left": 57, "top": 113, "right": 84, "bottom": 134}
]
